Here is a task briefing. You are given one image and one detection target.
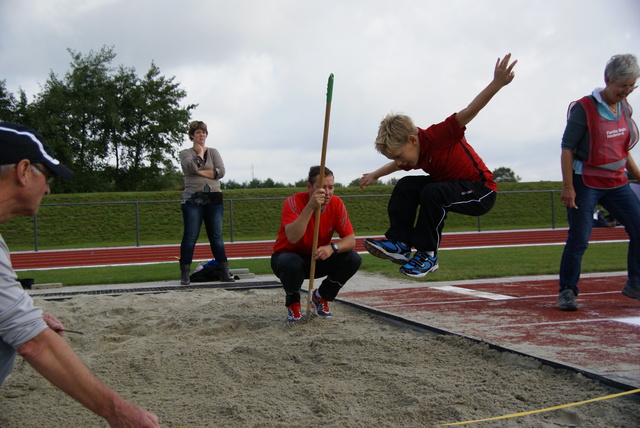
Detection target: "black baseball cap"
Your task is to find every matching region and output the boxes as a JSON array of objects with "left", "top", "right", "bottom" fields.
[{"left": 0, "top": 122, "right": 73, "bottom": 179}]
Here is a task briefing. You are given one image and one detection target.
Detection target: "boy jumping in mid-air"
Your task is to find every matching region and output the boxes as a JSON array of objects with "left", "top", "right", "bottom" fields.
[{"left": 360, "top": 53, "right": 517, "bottom": 278}]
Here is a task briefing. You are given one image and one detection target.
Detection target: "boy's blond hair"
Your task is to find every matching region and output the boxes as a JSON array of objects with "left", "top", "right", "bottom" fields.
[{"left": 374, "top": 113, "right": 418, "bottom": 157}]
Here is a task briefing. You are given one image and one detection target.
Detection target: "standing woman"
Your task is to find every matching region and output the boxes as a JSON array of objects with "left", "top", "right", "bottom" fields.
[
  {"left": 179, "top": 120, "right": 234, "bottom": 284},
  {"left": 559, "top": 54, "right": 640, "bottom": 310}
]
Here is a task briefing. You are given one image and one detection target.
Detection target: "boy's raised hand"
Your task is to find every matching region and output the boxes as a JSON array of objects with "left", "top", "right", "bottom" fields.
[
  {"left": 454, "top": 53, "right": 518, "bottom": 128},
  {"left": 494, "top": 53, "right": 517, "bottom": 86}
]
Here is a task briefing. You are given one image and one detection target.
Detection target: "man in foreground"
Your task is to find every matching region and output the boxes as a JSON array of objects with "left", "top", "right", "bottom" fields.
[{"left": 0, "top": 122, "right": 159, "bottom": 427}]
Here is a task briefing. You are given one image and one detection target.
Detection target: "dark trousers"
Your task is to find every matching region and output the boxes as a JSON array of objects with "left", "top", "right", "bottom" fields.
[
  {"left": 386, "top": 176, "right": 496, "bottom": 252},
  {"left": 559, "top": 175, "right": 640, "bottom": 294},
  {"left": 271, "top": 250, "right": 362, "bottom": 306},
  {"left": 179, "top": 203, "right": 227, "bottom": 264}
]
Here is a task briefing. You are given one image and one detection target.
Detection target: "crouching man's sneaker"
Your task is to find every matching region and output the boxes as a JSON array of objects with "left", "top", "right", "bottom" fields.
[
  {"left": 311, "top": 289, "right": 332, "bottom": 319},
  {"left": 287, "top": 302, "right": 302, "bottom": 323},
  {"left": 622, "top": 283, "right": 640, "bottom": 301},
  {"left": 399, "top": 251, "right": 438, "bottom": 278},
  {"left": 558, "top": 289, "right": 578, "bottom": 311},
  {"left": 363, "top": 238, "right": 411, "bottom": 264}
]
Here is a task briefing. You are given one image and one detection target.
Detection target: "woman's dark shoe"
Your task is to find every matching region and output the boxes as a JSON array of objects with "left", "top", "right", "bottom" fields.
[
  {"left": 218, "top": 261, "right": 235, "bottom": 282},
  {"left": 180, "top": 263, "right": 191, "bottom": 285}
]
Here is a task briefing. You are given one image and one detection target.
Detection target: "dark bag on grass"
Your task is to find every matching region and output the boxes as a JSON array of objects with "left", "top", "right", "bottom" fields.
[{"left": 190, "top": 264, "right": 222, "bottom": 282}]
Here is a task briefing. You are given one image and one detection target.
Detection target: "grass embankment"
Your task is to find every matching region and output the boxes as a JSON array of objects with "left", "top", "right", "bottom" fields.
[
  {"left": 3, "top": 181, "right": 629, "bottom": 286},
  {"left": 2, "top": 182, "right": 566, "bottom": 251}
]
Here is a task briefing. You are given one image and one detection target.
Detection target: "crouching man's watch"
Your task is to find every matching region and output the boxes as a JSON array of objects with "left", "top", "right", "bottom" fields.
[{"left": 330, "top": 243, "right": 339, "bottom": 253}]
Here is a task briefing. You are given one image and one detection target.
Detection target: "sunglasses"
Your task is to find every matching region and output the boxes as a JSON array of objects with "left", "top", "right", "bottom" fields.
[{"left": 32, "top": 164, "right": 54, "bottom": 184}]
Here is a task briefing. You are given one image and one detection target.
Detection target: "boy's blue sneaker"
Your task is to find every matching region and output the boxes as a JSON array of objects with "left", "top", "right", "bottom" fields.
[
  {"left": 399, "top": 251, "right": 438, "bottom": 278},
  {"left": 363, "top": 238, "right": 411, "bottom": 265}
]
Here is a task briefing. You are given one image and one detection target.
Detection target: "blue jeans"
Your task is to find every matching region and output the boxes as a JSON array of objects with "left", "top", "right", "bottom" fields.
[
  {"left": 180, "top": 203, "right": 227, "bottom": 264},
  {"left": 559, "top": 174, "right": 640, "bottom": 294}
]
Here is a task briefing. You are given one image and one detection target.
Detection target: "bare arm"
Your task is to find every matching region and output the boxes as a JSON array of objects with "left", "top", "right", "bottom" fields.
[
  {"left": 560, "top": 148, "right": 578, "bottom": 209},
  {"left": 284, "top": 188, "right": 326, "bottom": 244},
  {"left": 455, "top": 53, "right": 517, "bottom": 128},
  {"left": 359, "top": 161, "right": 401, "bottom": 189},
  {"left": 314, "top": 233, "right": 356, "bottom": 261},
  {"left": 18, "top": 329, "right": 159, "bottom": 428},
  {"left": 336, "top": 233, "right": 356, "bottom": 252}
]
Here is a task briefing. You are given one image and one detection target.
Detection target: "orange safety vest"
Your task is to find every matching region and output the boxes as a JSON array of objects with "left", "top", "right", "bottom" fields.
[{"left": 572, "top": 96, "right": 638, "bottom": 189}]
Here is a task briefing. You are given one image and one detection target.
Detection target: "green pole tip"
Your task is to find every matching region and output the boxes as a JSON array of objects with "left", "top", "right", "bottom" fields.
[{"left": 326, "top": 73, "right": 334, "bottom": 102}]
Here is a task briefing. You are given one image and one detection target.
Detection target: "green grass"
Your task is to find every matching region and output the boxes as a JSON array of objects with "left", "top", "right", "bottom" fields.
[
  {"left": 0, "top": 182, "right": 566, "bottom": 251},
  {"left": 17, "top": 243, "right": 628, "bottom": 287},
  {"left": 5, "top": 180, "right": 625, "bottom": 288}
]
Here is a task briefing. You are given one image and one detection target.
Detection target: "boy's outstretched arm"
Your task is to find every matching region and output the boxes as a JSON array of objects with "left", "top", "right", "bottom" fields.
[
  {"left": 455, "top": 53, "right": 517, "bottom": 128},
  {"left": 360, "top": 161, "right": 401, "bottom": 189}
]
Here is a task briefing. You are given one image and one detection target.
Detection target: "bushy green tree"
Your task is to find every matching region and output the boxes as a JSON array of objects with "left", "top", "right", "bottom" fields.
[
  {"left": 0, "top": 80, "right": 28, "bottom": 123},
  {"left": 492, "top": 166, "right": 521, "bottom": 182},
  {"left": 7, "top": 46, "right": 195, "bottom": 192},
  {"left": 0, "top": 81, "right": 16, "bottom": 121}
]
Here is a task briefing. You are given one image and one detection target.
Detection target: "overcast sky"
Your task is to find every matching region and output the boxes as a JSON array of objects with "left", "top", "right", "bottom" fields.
[{"left": 2, "top": 0, "right": 639, "bottom": 186}]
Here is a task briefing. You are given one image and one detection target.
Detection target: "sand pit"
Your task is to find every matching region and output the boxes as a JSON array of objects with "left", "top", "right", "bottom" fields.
[{"left": 1, "top": 285, "right": 639, "bottom": 427}]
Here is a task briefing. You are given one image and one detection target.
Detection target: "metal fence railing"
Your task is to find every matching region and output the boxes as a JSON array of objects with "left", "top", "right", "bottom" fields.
[{"left": 11, "top": 190, "right": 565, "bottom": 251}]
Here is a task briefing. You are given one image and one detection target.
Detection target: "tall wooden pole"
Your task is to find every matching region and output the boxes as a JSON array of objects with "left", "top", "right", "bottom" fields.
[{"left": 305, "top": 74, "right": 334, "bottom": 320}]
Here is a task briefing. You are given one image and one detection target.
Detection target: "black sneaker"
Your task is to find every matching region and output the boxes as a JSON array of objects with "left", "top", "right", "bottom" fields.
[
  {"left": 311, "top": 289, "right": 332, "bottom": 319},
  {"left": 621, "top": 283, "right": 640, "bottom": 301},
  {"left": 558, "top": 289, "right": 578, "bottom": 311},
  {"left": 363, "top": 238, "right": 411, "bottom": 264},
  {"left": 399, "top": 251, "right": 438, "bottom": 278}
]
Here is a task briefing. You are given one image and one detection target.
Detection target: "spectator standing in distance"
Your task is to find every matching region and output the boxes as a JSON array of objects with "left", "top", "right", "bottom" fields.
[{"left": 179, "top": 120, "right": 234, "bottom": 285}]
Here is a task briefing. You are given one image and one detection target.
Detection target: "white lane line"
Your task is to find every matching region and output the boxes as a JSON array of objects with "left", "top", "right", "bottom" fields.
[
  {"left": 613, "top": 317, "right": 640, "bottom": 327},
  {"left": 429, "top": 285, "right": 516, "bottom": 300}
]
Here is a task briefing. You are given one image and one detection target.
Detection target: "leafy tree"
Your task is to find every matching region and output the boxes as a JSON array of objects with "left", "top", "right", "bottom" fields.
[
  {"left": 14, "top": 46, "right": 195, "bottom": 192},
  {"left": 262, "top": 178, "right": 275, "bottom": 188},
  {"left": 0, "top": 80, "right": 15, "bottom": 121},
  {"left": 221, "top": 180, "right": 244, "bottom": 190},
  {"left": 385, "top": 177, "right": 399, "bottom": 186},
  {"left": 108, "top": 62, "right": 192, "bottom": 190},
  {"left": 0, "top": 80, "right": 28, "bottom": 123},
  {"left": 492, "top": 166, "right": 521, "bottom": 182},
  {"left": 348, "top": 176, "right": 390, "bottom": 187},
  {"left": 246, "top": 178, "right": 263, "bottom": 188}
]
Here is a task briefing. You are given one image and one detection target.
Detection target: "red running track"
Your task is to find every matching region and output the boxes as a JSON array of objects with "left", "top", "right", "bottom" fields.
[
  {"left": 10, "top": 227, "right": 629, "bottom": 270},
  {"left": 339, "top": 273, "right": 640, "bottom": 389}
]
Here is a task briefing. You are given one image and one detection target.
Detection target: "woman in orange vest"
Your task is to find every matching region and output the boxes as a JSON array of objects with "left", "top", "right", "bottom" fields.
[{"left": 559, "top": 54, "right": 640, "bottom": 311}]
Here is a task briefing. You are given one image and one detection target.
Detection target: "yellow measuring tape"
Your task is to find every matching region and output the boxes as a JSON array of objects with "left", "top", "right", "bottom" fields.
[{"left": 436, "top": 388, "right": 640, "bottom": 426}]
